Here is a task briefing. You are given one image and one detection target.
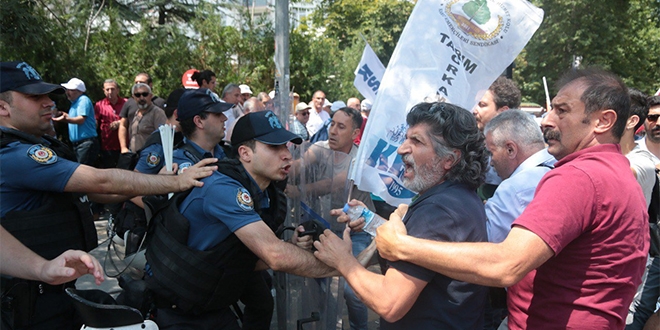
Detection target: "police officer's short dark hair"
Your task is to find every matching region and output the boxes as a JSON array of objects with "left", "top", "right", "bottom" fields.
[{"left": 179, "top": 112, "right": 209, "bottom": 138}]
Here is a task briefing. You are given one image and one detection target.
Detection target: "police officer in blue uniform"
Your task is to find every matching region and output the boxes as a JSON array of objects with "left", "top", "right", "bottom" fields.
[
  {"left": 146, "top": 111, "right": 338, "bottom": 329},
  {"left": 170, "top": 88, "right": 232, "bottom": 172},
  {"left": 116, "top": 88, "right": 191, "bottom": 246},
  {"left": 0, "top": 61, "right": 217, "bottom": 330}
]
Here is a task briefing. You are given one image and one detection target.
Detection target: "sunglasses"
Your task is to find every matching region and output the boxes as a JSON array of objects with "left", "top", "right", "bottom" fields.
[
  {"left": 134, "top": 92, "right": 150, "bottom": 98},
  {"left": 648, "top": 114, "right": 660, "bottom": 122},
  {"left": 298, "top": 111, "right": 310, "bottom": 116}
]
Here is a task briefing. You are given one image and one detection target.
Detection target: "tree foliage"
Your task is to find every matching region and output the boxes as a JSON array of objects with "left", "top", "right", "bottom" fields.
[
  {"left": 517, "top": 0, "right": 660, "bottom": 103},
  {"left": 291, "top": 0, "right": 413, "bottom": 102}
]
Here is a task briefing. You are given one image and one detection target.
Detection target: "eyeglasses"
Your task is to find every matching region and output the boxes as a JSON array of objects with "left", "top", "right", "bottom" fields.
[
  {"left": 298, "top": 111, "right": 310, "bottom": 116},
  {"left": 648, "top": 114, "right": 660, "bottom": 122},
  {"left": 134, "top": 92, "right": 150, "bottom": 98}
]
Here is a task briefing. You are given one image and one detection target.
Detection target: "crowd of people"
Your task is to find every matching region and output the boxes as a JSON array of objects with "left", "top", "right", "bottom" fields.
[{"left": 1, "top": 60, "right": 658, "bottom": 330}]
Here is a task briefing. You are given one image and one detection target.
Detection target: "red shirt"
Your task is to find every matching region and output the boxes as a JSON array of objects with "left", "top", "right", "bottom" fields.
[
  {"left": 94, "top": 97, "right": 126, "bottom": 151},
  {"left": 354, "top": 115, "right": 367, "bottom": 146},
  {"left": 508, "top": 144, "right": 649, "bottom": 330}
]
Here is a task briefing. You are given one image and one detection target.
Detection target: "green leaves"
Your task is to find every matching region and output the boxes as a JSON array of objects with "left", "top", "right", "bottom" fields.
[{"left": 463, "top": 0, "right": 491, "bottom": 25}]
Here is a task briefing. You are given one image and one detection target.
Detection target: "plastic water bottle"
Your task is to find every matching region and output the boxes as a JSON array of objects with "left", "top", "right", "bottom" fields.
[{"left": 342, "top": 203, "right": 386, "bottom": 237}]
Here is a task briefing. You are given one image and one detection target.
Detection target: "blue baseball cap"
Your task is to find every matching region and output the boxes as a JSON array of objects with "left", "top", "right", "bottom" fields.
[
  {"left": 232, "top": 111, "right": 303, "bottom": 146},
  {"left": 176, "top": 88, "right": 234, "bottom": 120},
  {"left": 1, "top": 61, "right": 64, "bottom": 94}
]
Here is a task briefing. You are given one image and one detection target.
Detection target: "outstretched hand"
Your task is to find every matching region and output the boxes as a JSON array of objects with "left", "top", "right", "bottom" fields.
[
  {"left": 375, "top": 204, "right": 409, "bottom": 261},
  {"left": 175, "top": 157, "right": 218, "bottom": 190},
  {"left": 314, "top": 228, "right": 354, "bottom": 270},
  {"left": 40, "top": 250, "right": 104, "bottom": 286},
  {"left": 330, "top": 199, "right": 367, "bottom": 232}
]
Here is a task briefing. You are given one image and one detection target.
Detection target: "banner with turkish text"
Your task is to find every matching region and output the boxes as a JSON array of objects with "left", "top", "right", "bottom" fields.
[
  {"left": 352, "top": 0, "right": 544, "bottom": 206},
  {"left": 353, "top": 43, "right": 386, "bottom": 102}
]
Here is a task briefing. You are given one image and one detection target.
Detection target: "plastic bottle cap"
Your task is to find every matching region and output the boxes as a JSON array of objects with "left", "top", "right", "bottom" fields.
[{"left": 342, "top": 204, "right": 350, "bottom": 213}]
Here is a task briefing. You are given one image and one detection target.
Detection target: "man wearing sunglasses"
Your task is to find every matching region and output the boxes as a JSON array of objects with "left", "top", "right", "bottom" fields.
[
  {"left": 118, "top": 73, "right": 166, "bottom": 155},
  {"left": 640, "top": 95, "right": 660, "bottom": 168},
  {"left": 291, "top": 102, "right": 311, "bottom": 141},
  {"left": 118, "top": 83, "right": 167, "bottom": 154}
]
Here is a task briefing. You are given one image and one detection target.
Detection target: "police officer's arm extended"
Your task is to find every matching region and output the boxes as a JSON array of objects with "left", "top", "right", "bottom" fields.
[{"left": 64, "top": 158, "right": 218, "bottom": 199}]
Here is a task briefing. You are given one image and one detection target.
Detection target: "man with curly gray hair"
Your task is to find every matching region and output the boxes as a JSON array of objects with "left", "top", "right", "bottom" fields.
[{"left": 314, "top": 102, "right": 489, "bottom": 329}]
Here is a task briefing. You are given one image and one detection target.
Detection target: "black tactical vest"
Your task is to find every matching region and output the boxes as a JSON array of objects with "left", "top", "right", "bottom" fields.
[{"left": 145, "top": 157, "right": 287, "bottom": 314}]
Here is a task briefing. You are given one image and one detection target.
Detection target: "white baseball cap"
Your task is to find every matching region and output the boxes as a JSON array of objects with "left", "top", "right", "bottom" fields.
[
  {"left": 361, "top": 99, "right": 372, "bottom": 111},
  {"left": 239, "top": 84, "right": 253, "bottom": 95},
  {"left": 61, "top": 78, "right": 86, "bottom": 92}
]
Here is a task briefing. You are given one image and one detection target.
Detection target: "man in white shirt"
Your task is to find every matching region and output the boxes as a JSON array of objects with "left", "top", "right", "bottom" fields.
[{"left": 306, "top": 90, "right": 330, "bottom": 137}]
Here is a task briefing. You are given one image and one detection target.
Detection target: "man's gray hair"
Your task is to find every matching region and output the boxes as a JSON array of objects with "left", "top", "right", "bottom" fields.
[
  {"left": 131, "top": 83, "right": 151, "bottom": 95},
  {"left": 222, "top": 83, "right": 240, "bottom": 99},
  {"left": 406, "top": 102, "right": 488, "bottom": 189},
  {"left": 484, "top": 110, "right": 544, "bottom": 151},
  {"left": 243, "top": 97, "right": 263, "bottom": 112}
]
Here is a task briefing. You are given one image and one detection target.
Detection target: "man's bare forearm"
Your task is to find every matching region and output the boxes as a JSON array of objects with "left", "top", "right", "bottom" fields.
[
  {"left": 0, "top": 226, "right": 47, "bottom": 280},
  {"left": 388, "top": 230, "right": 552, "bottom": 287},
  {"left": 269, "top": 240, "right": 336, "bottom": 278},
  {"left": 118, "top": 118, "right": 129, "bottom": 151},
  {"left": 65, "top": 160, "right": 216, "bottom": 196}
]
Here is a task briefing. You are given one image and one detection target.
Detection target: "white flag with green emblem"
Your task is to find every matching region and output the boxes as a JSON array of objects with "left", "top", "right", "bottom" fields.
[{"left": 352, "top": 0, "right": 544, "bottom": 206}]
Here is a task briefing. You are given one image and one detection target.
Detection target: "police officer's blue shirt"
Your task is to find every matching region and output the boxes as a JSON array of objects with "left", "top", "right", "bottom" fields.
[
  {"left": 0, "top": 128, "right": 80, "bottom": 217},
  {"left": 180, "top": 169, "right": 268, "bottom": 251},
  {"left": 68, "top": 94, "right": 97, "bottom": 142},
  {"left": 171, "top": 139, "right": 227, "bottom": 175}
]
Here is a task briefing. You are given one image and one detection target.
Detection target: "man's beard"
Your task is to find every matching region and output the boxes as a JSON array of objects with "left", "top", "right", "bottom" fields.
[
  {"left": 137, "top": 101, "right": 149, "bottom": 110},
  {"left": 401, "top": 154, "right": 446, "bottom": 193},
  {"left": 647, "top": 127, "right": 660, "bottom": 143}
]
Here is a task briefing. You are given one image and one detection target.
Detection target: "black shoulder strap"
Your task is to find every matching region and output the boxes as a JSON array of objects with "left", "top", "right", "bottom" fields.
[
  {"left": 0, "top": 127, "right": 43, "bottom": 147},
  {"left": 178, "top": 141, "right": 205, "bottom": 164},
  {"left": 219, "top": 140, "right": 235, "bottom": 159},
  {"left": 138, "top": 131, "right": 163, "bottom": 154},
  {"left": 1, "top": 128, "right": 77, "bottom": 161}
]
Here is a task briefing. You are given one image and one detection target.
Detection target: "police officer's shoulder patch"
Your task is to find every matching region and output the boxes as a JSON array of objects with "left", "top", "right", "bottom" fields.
[
  {"left": 177, "top": 162, "right": 192, "bottom": 175},
  {"left": 146, "top": 152, "right": 161, "bottom": 167},
  {"left": 236, "top": 187, "right": 254, "bottom": 211},
  {"left": 27, "top": 144, "right": 57, "bottom": 165}
]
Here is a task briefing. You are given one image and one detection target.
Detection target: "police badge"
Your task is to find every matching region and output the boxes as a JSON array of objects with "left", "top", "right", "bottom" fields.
[{"left": 27, "top": 144, "right": 57, "bottom": 164}]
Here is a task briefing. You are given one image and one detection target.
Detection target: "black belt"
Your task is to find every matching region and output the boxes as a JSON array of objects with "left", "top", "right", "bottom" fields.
[
  {"left": 1, "top": 277, "right": 73, "bottom": 296},
  {"left": 71, "top": 137, "right": 97, "bottom": 146}
]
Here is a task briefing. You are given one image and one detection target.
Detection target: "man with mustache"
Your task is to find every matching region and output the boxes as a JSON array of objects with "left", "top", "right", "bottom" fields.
[
  {"left": 314, "top": 102, "right": 489, "bottom": 328},
  {"left": 375, "top": 68, "right": 649, "bottom": 329},
  {"left": 146, "top": 111, "right": 338, "bottom": 329}
]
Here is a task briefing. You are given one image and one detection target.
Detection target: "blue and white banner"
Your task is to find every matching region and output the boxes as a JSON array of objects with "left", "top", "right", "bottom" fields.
[
  {"left": 353, "top": 43, "right": 386, "bottom": 101},
  {"left": 352, "top": 0, "right": 544, "bottom": 206}
]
